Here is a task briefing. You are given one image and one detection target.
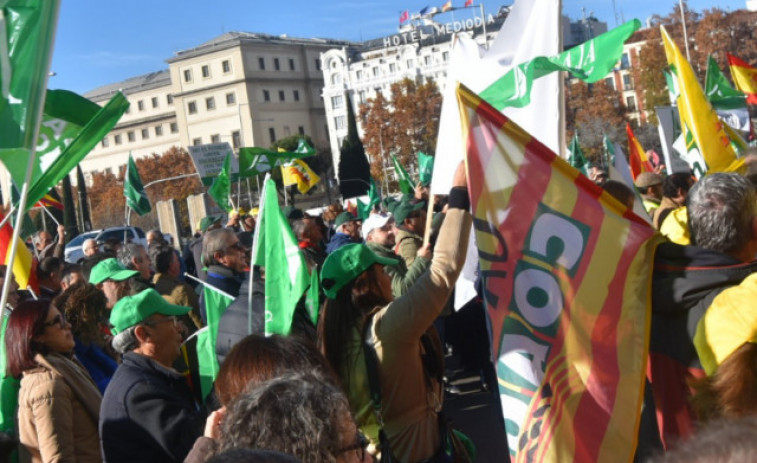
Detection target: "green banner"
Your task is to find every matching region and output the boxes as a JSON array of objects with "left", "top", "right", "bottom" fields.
[
  {"left": 124, "top": 153, "right": 151, "bottom": 216},
  {"left": 208, "top": 151, "right": 232, "bottom": 212}
]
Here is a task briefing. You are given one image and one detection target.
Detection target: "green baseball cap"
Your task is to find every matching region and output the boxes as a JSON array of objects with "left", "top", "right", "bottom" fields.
[
  {"left": 199, "top": 214, "right": 223, "bottom": 233},
  {"left": 109, "top": 289, "right": 191, "bottom": 335},
  {"left": 320, "top": 243, "right": 398, "bottom": 299},
  {"left": 393, "top": 199, "right": 425, "bottom": 223},
  {"left": 334, "top": 211, "right": 359, "bottom": 229},
  {"left": 89, "top": 258, "right": 139, "bottom": 285}
]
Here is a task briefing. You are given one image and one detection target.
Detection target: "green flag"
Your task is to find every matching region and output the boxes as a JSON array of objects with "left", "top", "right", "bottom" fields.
[
  {"left": 602, "top": 135, "right": 616, "bottom": 168},
  {"left": 480, "top": 19, "right": 641, "bottom": 110},
  {"left": 208, "top": 151, "right": 232, "bottom": 212},
  {"left": 664, "top": 69, "right": 680, "bottom": 104},
  {"left": 568, "top": 133, "right": 588, "bottom": 175},
  {"left": 357, "top": 178, "right": 381, "bottom": 220},
  {"left": 392, "top": 155, "right": 414, "bottom": 195},
  {"left": 705, "top": 55, "right": 747, "bottom": 110},
  {"left": 252, "top": 177, "right": 309, "bottom": 335},
  {"left": 195, "top": 285, "right": 234, "bottom": 400},
  {"left": 238, "top": 138, "right": 315, "bottom": 178},
  {"left": 124, "top": 153, "right": 151, "bottom": 216},
  {"left": 0, "top": 90, "right": 130, "bottom": 212},
  {"left": 417, "top": 152, "right": 434, "bottom": 186}
]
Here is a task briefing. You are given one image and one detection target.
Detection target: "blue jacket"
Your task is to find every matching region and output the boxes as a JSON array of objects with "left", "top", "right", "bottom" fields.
[
  {"left": 99, "top": 352, "right": 205, "bottom": 463},
  {"left": 74, "top": 339, "right": 118, "bottom": 394},
  {"left": 325, "top": 232, "right": 360, "bottom": 254},
  {"left": 200, "top": 265, "right": 244, "bottom": 323}
]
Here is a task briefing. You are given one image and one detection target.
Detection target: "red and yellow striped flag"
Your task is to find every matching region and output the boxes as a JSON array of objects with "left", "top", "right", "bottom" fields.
[
  {"left": 457, "top": 83, "right": 662, "bottom": 462},
  {"left": 34, "top": 193, "right": 63, "bottom": 211},
  {"left": 0, "top": 212, "right": 37, "bottom": 291},
  {"left": 626, "top": 123, "right": 653, "bottom": 180},
  {"left": 726, "top": 53, "right": 757, "bottom": 104}
]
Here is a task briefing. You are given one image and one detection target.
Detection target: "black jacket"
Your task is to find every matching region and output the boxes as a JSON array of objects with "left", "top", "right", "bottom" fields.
[
  {"left": 99, "top": 352, "right": 205, "bottom": 463},
  {"left": 200, "top": 265, "right": 244, "bottom": 323}
]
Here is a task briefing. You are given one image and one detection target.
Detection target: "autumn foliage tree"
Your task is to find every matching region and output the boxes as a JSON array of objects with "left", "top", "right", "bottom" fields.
[
  {"left": 566, "top": 80, "right": 628, "bottom": 159},
  {"left": 359, "top": 78, "right": 442, "bottom": 187}
]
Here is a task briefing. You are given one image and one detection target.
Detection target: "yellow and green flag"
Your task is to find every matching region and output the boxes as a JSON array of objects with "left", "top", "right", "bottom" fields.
[
  {"left": 281, "top": 159, "right": 320, "bottom": 194},
  {"left": 458, "top": 83, "right": 661, "bottom": 462}
]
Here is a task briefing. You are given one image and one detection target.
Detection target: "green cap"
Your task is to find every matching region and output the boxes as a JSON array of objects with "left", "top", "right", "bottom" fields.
[
  {"left": 393, "top": 199, "right": 425, "bottom": 223},
  {"left": 199, "top": 214, "right": 223, "bottom": 232},
  {"left": 89, "top": 258, "right": 139, "bottom": 285},
  {"left": 334, "top": 211, "right": 359, "bottom": 229},
  {"left": 282, "top": 206, "right": 305, "bottom": 221},
  {"left": 320, "top": 243, "right": 398, "bottom": 299},
  {"left": 109, "top": 289, "right": 191, "bottom": 335}
]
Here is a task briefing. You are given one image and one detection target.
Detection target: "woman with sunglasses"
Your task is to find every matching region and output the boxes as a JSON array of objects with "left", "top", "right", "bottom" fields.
[{"left": 5, "top": 299, "right": 102, "bottom": 463}]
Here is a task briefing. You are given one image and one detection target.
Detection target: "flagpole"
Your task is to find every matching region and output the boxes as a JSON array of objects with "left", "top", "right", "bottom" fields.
[
  {"left": 0, "top": 2, "right": 61, "bottom": 313},
  {"left": 0, "top": 206, "right": 16, "bottom": 231},
  {"left": 39, "top": 204, "right": 60, "bottom": 226},
  {"left": 480, "top": 4, "right": 488, "bottom": 50}
]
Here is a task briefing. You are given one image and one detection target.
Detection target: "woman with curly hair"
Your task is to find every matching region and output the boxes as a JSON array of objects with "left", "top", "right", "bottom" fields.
[{"left": 52, "top": 281, "right": 117, "bottom": 393}]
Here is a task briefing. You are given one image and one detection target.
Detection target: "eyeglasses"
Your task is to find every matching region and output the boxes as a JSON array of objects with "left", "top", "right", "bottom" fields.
[
  {"left": 142, "top": 316, "right": 178, "bottom": 327},
  {"left": 43, "top": 313, "right": 67, "bottom": 329},
  {"left": 337, "top": 431, "right": 368, "bottom": 461}
]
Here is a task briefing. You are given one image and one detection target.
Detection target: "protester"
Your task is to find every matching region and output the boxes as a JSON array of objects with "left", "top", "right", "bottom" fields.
[
  {"left": 199, "top": 228, "right": 246, "bottom": 322},
  {"left": 634, "top": 172, "right": 664, "bottom": 215},
  {"left": 602, "top": 179, "right": 636, "bottom": 210},
  {"left": 318, "top": 163, "right": 471, "bottom": 462},
  {"left": 150, "top": 244, "right": 202, "bottom": 331},
  {"left": 6, "top": 300, "right": 102, "bottom": 463},
  {"left": 100, "top": 289, "right": 205, "bottom": 463},
  {"left": 652, "top": 172, "right": 694, "bottom": 229},
  {"left": 36, "top": 256, "right": 63, "bottom": 299},
  {"left": 146, "top": 229, "right": 167, "bottom": 248},
  {"left": 53, "top": 282, "right": 118, "bottom": 393},
  {"left": 392, "top": 198, "right": 427, "bottom": 268},
  {"left": 587, "top": 163, "right": 609, "bottom": 185},
  {"left": 60, "top": 263, "right": 84, "bottom": 291},
  {"left": 188, "top": 214, "right": 223, "bottom": 281},
  {"left": 83, "top": 238, "right": 100, "bottom": 258},
  {"left": 325, "top": 211, "right": 361, "bottom": 254},
  {"left": 89, "top": 258, "right": 138, "bottom": 309},
  {"left": 291, "top": 215, "right": 326, "bottom": 269},
  {"left": 118, "top": 242, "right": 153, "bottom": 294},
  {"left": 648, "top": 416, "right": 757, "bottom": 463},
  {"left": 33, "top": 225, "right": 65, "bottom": 260}
]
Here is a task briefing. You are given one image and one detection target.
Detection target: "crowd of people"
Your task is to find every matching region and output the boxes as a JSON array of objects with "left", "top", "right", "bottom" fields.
[{"left": 6, "top": 153, "right": 757, "bottom": 462}]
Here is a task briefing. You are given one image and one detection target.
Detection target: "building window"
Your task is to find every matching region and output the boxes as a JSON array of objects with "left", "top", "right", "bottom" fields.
[
  {"left": 269, "top": 127, "right": 276, "bottom": 143},
  {"left": 626, "top": 95, "right": 636, "bottom": 111},
  {"left": 167, "top": 94, "right": 174, "bottom": 104},
  {"left": 356, "top": 70, "right": 363, "bottom": 80},
  {"left": 406, "top": 59, "right": 414, "bottom": 68},
  {"left": 192, "top": 138, "right": 202, "bottom": 146},
  {"left": 604, "top": 77, "right": 614, "bottom": 90},
  {"left": 279, "top": 90, "right": 285, "bottom": 102},
  {"left": 358, "top": 90, "right": 367, "bottom": 104},
  {"left": 331, "top": 74, "right": 342, "bottom": 85},
  {"left": 232, "top": 131, "right": 240, "bottom": 149},
  {"left": 263, "top": 90, "right": 270, "bottom": 102},
  {"left": 202, "top": 65, "right": 210, "bottom": 78},
  {"left": 101, "top": 137, "right": 109, "bottom": 148},
  {"left": 141, "top": 128, "right": 149, "bottom": 139},
  {"left": 620, "top": 54, "right": 630, "bottom": 69},
  {"left": 206, "top": 97, "right": 216, "bottom": 110},
  {"left": 151, "top": 97, "right": 158, "bottom": 108},
  {"left": 274, "top": 58, "right": 280, "bottom": 71},
  {"left": 372, "top": 67, "right": 379, "bottom": 77},
  {"left": 334, "top": 115, "right": 346, "bottom": 130},
  {"left": 298, "top": 126, "right": 305, "bottom": 135},
  {"left": 137, "top": 100, "right": 144, "bottom": 111},
  {"left": 389, "top": 63, "right": 396, "bottom": 73},
  {"left": 211, "top": 134, "right": 221, "bottom": 143},
  {"left": 184, "top": 69, "right": 192, "bottom": 82},
  {"left": 424, "top": 56, "right": 431, "bottom": 66},
  {"left": 155, "top": 125, "right": 163, "bottom": 136},
  {"left": 258, "top": 57, "right": 265, "bottom": 70},
  {"left": 289, "top": 58, "right": 295, "bottom": 71},
  {"left": 315, "top": 59, "right": 321, "bottom": 70},
  {"left": 125, "top": 106, "right": 130, "bottom": 114},
  {"left": 114, "top": 134, "right": 122, "bottom": 145},
  {"left": 442, "top": 51, "right": 449, "bottom": 62},
  {"left": 623, "top": 74, "right": 633, "bottom": 90},
  {"left": 127, "top": 131, "right": 136, "bottom": 142},
  {"left": 170, "top": 122, "right": 178, "bottom": 133},
  {"left": 222, "top": 60, "right": 231, "bottom": 73},
  {"left": 293, "top": 90, "right": 300, "bottom": 101},
  {"left": 226, "top": 92, "right": 236, "bottom": 105},
  {"left": 188, "top": 101, "right": 197, "bottom": 114},
  {"left": 284, "top": 126, "right": 291, "bottom": 137},
  {"left": 331, "top": 95, "right": 343, "bottom": 109}
]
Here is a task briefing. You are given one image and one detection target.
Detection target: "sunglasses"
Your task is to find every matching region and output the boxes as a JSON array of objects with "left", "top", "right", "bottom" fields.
[
  {"left": 142, "top": 315, "right": 178, "bottom": 327},
  {"left": 43, "top": 313, "right": 67, "bottom": 329},
  {"left": 337, "top": 431, "right": 368, "bottom": 461}
]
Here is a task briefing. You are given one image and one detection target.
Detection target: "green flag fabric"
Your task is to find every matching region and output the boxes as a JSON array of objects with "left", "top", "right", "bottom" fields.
[
  {"left": 357, "top": 178, "right": 381, "bottom": 220},
  {"left": 602, "top": 135, "right": 616, "bottom": 168},
  {"left": 480, "top": 19, "right": 641, "bottom": 110},
  {"left": 208, "top": 151, "right": 232, "bottom": 212},
  {"left": 392, "top": 155, "right": 414, "bottom": 195},
  {"left": 1, "top": 90, "right": 129, "bottom": 212},
  {"left": 705, "top": 55, "right": 747, "bottom": 110},
  {"left": 664, "top": 69, "right": 680, "bottom": 104},
  {"left": 252, "top": 177, "right": 309, "bottom": 335},
  {"left": 195, "top": 285, "right": 234, "bottom": 400},
  {"left": 238, "top": 139, "right": 316, "bottom": 178},
  {"left": 0, "top": 310, "right": 20, "bottom": 441},
  {"left": 124, "top": 153, "right": 151, "bottom": 216},
  {"left": 568, "top": 133, "right": 588, "bottom": 175},
  {"left": 417, "top": 152, "right": 435, "bottom": 186}
]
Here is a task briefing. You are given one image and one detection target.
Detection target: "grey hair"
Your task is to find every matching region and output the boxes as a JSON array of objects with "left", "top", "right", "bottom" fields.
[
  {"left": 202, "top": 228, "right": 235, "bottom": 268},
  {"left": 83, "top": 239, "right": 98, "bottom": 252},
  {"left": 117, "top": 243, "right": 146, "bottom": 270},
  {"left": 217, "top": 372, "right": 353, "bottom": 463},
  {"left": 648, "top": 416, "right": 757, "bottom": 463},
  {"left": 111, "top": 326, "right": 139, "bottom": 354},
  {"left": 687, "top": 173, "right": 757, "bottom": 256}
]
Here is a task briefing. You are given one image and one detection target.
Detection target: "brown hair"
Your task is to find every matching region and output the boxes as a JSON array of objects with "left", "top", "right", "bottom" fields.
[
  {"left": 215, "top": 334, "right": 339, "bottom": 406},
  {"left": 52, "top": 281, "right": 108, "bottom": 347},
  {"left": 318, "top": 264, "right": 391, "bottom": 387},
  {"left": 690, "top": 342, "right": 757, "bottom": 421}
]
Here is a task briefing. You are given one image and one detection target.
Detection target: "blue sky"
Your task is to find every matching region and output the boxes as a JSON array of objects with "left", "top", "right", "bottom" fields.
[{"left": 51, "top": 0, "right": 748, "bottom": 94}]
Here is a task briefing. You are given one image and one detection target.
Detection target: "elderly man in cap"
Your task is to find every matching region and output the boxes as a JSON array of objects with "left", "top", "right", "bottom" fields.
[
  {"left": 635, "top": 172, "right": 664, "bottom": 216},
  {"left": 187, "top": 214, "right": 223, "bottom": 281},
  {"left": 364, "top": 212, "right": 431, "bottom": 297},
  {"left": 89, "top": 258, "right": 139, "bottom": 309},
  {"left": 99, "top": 289, "right": 205, "bottom": 463},
  {"left": 393, "top": 198, "right": 427, "bottom": 268},
  {"left": 325, "top": 211, "right": 361, "bottom": 254}
]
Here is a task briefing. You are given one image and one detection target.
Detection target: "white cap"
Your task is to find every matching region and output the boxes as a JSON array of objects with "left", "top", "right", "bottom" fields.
[{"left": 361, "top": 213, "right": 393, "bottom": 238}]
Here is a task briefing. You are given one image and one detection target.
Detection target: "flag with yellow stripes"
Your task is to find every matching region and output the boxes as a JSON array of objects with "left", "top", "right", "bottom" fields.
[{"left": 281, "top": 159, "right": 320, "bottom": 194}]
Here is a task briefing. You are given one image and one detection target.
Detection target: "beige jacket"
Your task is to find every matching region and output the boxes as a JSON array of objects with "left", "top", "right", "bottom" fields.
[
  {"left": 344, "top": 208, "right": 471, "bottom": 463},
  {"left": 18, "top": 353, "right": 102, "bottom": 463}
]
